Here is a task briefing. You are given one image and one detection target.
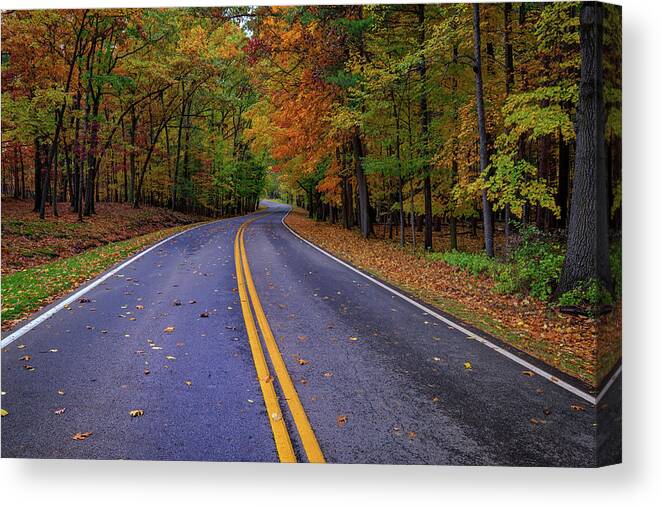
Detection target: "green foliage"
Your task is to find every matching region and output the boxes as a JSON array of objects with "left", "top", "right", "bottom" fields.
[
  {"left": 557, "top": 279, "right": 614, "bottom": 308},
  {"left": 494, "top": 226, "right": 564, "bottom": 301},
  {"left": 428, "top": 250, "right": 496, "bottom": 277}
]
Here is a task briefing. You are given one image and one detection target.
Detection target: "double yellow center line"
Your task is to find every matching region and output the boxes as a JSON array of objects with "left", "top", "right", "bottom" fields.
[{"left": 234, "top": 215, "right": 325, "bottom": 464}]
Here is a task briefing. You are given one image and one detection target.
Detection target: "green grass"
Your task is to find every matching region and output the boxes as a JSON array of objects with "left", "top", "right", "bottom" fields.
[{"left": 1, "top": 222, "right": 202, "bottom": 326}]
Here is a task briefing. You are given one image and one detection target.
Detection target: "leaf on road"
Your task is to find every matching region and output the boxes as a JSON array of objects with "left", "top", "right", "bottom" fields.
[
  {"left": 129, "top": 409, "right": 144, "bottom": 417},
  {"left": 185, "top": 380, "right": 192, "bottom": 387},
  {"left": 54, "top": 408, "right": 66, "bottom": 415},
  {"left": 144, "top": 369, "right": 150, "bottom": 375},
  {"left": 19, "top": 355, "right": 31, "bottom": 361},
  {"left": 349, "top": 336, "right": 358, "bottom": 342},
  {"left": 17, "top": 344, "right": 25, "bottom": 349},
  {"left": 530, "top": 418, "right": 547, "bottom": 425},
  {"left": 463, "top": 362, "right": 472, "bottom": 369},
  {"left": 164, "top": 326, "right": 175, "bottom": 333},
  {"left": 165, "top": 355, "right": 176, "bottom": 360},
  {"left": 336, "top": 415, "right": 348, "bottom": 427},
  {"left": 570, "top": 403, "right": 585, "bottom": 412},
  {"left": 407, "top": 431, "right": 417, "bottom": 440},
  {"left": 57, "top": 390, "right": 65, "bottom": 395},
  {"left": 23, "top": 365, "right": 35, "bottom": 371},
  {"left": 135, "top": 305, "right": 144, "bottom": 310},
  {"left": 48, "top": 348, "right": 59, "bottom": 353},
  {"left": 522, "top": 370, "right": 535, "bottom": 377},
  {"left": 200, "top": 311, "right": 209, "bottom": 318},
  {"left": 271, "top": 412, "right": 282, "bottom": 421},
  {"left": 298, "top": 335, "right": 307, "bottom": 342},
  {"left": 72, "top": 432, "right": 93, "bottom": 441},
  {"left": 323, "top": 371, "right": 333, "bottom": 378},
  {"left": 0, "top": 408, "right": 8, "bottom": 417},
  {"left": 297, "top": 358, "right": 309, "bottom": 365},
  {"left": 173, "top": 299, "right": 182, "bottom": 306}
]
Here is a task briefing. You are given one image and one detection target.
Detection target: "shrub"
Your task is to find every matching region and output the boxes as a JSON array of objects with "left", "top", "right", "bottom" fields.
[
  {"left": 429, "top": 250, "right": 497, "bottom": 276},
  {"left": 494, "top": 226, "right": 564, "bottom": 301},
  {"left": 557, "top": 279, "right": 614, "bottom": 307}
]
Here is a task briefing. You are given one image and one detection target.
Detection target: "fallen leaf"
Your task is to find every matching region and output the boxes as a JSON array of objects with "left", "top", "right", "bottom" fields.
[
  {"left": 23, "top": 365, "right": 35, "bottom": 371},
  {"left": 530, "top": 418, "right": 547, "bottom": 425},
  {"left": 143, "top": 369, "right": 150, "bottom": 375},
  {"left": 522, "top": 370, "right": 535, "bottom": 377},
  {"left": 135, "top": 305, "right": 144, "bottom": 310},
  {"left": 19, "top": 355, "right": 31, "bottom": 361},
  {"left": 570, "top": 403, "right": 585, "bottom": 412},
  {"left": 72, "top": 432, "right": 93, "bottom": 441},
  {"left": 297, "top": 358, "right": 309, "bottom": 365},
  {"left": 165, "top": 355, "right": 176, "bottom": 360},
  {"left": 17, "top": 344, "right": 25, "bottom": 349},
  {"left": 0, "top": 408, "right": 8, "bottom": 417},
  {"left": 57, "top": 390, "right": 65, "bottom": 395},
  {"left": 336, "top": 415, "right": 348, "bottom": 427},
  {"left": 323, "top": 371, "right": 333, "bottom": 378},
  {"left": 200, "top": 311, "right": 209, "bottom": 318},
  {"left": 54, "top": 408, "right": 66, "bottom": 415},
  {"left": 184, "top": 380, "right": 192, "bottom": 387},
  {"left": 271, "top": 412, "right": 282, "bottom": 421},
  {"left": 164, "top": 326, "right": 175, "bottom": 333},
  {"left": 49, "top": 349, "right": 59, "bottom": 353},
  {"left": 463, "top": 362, "right": 472, "bottom": 369},
  {"left": 349, "top": 336, "right": 358, "bottom": 342},
  {"left": 129, "top": 409, "right": 144, "bottom": 417},
  {"left": 407, "top": 431, "right": 417, "bottom": 439}
]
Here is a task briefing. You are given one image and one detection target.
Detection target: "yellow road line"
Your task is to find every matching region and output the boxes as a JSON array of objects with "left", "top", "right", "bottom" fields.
[
  {"left": 234, "top": 220, "right": 296, "bottom": 463},
  {"left": 239, "top": 221, "right": 326, "bottom": 464}
]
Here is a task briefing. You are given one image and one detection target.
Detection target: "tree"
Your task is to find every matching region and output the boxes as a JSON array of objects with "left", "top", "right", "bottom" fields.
[
  {"left": 472, "top": 4, "right": 495, "bottom": 257},
  {"left": 556, "top": 2, "right": 612, "bottom": 297}
]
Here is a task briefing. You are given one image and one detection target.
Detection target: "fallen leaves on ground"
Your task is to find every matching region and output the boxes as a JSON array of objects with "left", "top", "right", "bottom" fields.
[
  {"left": 54, "top": 408, "right": 66, "bottom": 415},
  {"left": 129, "top": 409, "right": 144, "bottom": 417},
  {"left": 336, "top": 415, "right": 348, "bottom": 427},
  {"left": 463, "top": 362, "right": 472, "bottom": 370},
  {"left": 0, "top": 408, "right": 8, "bottom": 417},
  {"left": 164, "top": 326, "right": 175, "bottom": 333}
]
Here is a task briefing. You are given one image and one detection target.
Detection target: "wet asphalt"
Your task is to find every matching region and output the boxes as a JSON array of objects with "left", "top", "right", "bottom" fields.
[{"left": 1, "top": 201, "right": 621, "bottom": 465}]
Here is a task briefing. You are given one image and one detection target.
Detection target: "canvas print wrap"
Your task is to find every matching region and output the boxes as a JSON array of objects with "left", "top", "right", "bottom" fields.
[{"left": 0, "top": 2, "right": 621, "bottom": 466}]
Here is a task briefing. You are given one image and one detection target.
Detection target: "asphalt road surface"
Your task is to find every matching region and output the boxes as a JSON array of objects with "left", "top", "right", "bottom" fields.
[{"left": 1, "top": 201, "right": 621, "bottom": 466}]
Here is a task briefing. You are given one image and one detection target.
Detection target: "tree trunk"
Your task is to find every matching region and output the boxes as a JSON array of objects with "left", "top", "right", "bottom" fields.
[
  {"left": 418, "top": 4, "right": 433, "bottom": 251},
  {"left": 472, "top": 4, "right": 495, "bottom": 257},
  {"left": 556, "top": 2, "right": 612, "bottom": 296},
  {"left": 353, "top": 127, "right": 371, "bottom": 238}
]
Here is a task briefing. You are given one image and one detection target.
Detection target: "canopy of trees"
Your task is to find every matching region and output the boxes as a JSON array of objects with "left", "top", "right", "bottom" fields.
[
  {"left": 1, "top": 3, "right": 622, "bottom": 300},
  {"left": 2, "top": 8, "right": 267, "bottom": 218}
]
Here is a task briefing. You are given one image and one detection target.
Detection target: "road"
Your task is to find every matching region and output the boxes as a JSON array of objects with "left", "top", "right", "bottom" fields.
[{"left": 1, "top": 201, "right": 621, "bottom": 466}]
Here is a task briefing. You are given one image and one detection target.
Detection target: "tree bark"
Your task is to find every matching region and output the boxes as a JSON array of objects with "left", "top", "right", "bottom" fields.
[
  {"left": 472, "top": 3, "right": 495, "bottom": 257},
  {"left": 418, "top": 4, "right": 433, "bottom": 251},
  {"left": 556, "top": 2, "right": 612, "bottom": 296}
]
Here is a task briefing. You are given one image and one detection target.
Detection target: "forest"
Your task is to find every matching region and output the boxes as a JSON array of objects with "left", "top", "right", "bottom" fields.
[{"left": 2, "top": 3, "right": 621, "bottom": 311}]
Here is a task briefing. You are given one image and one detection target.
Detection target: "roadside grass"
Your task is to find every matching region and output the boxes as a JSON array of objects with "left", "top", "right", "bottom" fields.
[{"left": 1, "top": 223, "right": 201, "bottom": 329}]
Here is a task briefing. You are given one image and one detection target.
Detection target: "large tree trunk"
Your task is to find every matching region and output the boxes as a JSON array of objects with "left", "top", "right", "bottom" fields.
[
  {"left": 556, "top": 2, "right": 612, "bottom": 296},
  {"left": 33, "top": 138, "right": 43, "bottom": 212},
  {"left": 418, "top": 4, "right": 433, "bottom": 251},
  {"left": 472, "top": 3, "right": 495, "bottom": 257},
  {"left": 353, "top": 127, "right": 371, "bottom": 238}
]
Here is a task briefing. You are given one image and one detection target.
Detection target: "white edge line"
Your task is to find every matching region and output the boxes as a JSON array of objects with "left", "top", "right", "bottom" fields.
[
  {"left": 279, "top": 207, "right": 621, "bottom": 406},
  {"left": 0, "top": 218, "right": 226, "bottom": 349}
]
